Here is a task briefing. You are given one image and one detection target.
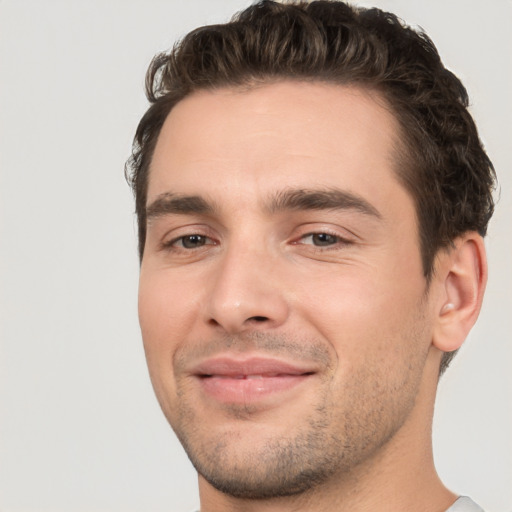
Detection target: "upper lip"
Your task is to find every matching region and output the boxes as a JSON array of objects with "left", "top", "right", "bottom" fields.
[{"left": 192, "top": 356, "right": 316, "bottom": 378}]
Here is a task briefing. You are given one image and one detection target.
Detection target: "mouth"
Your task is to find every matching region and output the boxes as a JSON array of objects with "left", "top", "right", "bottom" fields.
[{"left": 192, "top": 356, "right": 316, "bottom": 404}]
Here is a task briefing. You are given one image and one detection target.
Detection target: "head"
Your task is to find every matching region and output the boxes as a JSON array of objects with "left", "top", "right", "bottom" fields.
[
  {"left": 126, "top": 0, "right": 495, "bottom": 504},
  {"left": 126, "top": 0, "right": 495, "bottom": 374}
]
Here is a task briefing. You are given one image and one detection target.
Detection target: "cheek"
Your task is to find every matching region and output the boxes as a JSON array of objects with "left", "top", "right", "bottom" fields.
[
  {"left": 297, "top": 272, "right": 431, "bottom": 421},
  {"left": 138, "top": 269, "right": 198, "bottom": 342},
  {"left": 138, "top": 271, "right": 198, "bottom": 418},
  {"left": 138, "top": 270, "right": 196, "bottom": 390},
  {"left": 293, "top": 265, "right": 428, "bottom": 364}
]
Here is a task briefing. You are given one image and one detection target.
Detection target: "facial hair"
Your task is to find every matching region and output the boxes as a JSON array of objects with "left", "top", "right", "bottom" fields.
[{"left": 161, "top": 328, "right": 429, "bottom": 500}]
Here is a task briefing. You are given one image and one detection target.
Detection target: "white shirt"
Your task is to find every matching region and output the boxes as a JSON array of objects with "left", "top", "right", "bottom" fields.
[
  {"left": 192, "top": 495, "right": 485, "bottom": 512},
  {"left": 446, "top": 496, "right": 485, "bottom": 512}
]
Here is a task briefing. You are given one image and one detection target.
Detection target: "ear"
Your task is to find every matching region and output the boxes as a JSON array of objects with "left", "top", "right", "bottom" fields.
[{"left": 432, "top": 232, "right": 487, "bottom": 353}]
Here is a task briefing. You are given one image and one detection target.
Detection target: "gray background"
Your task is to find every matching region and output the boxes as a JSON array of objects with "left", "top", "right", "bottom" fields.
[{"left": 1, "top": 1, "right": 510, "bottom": 511}]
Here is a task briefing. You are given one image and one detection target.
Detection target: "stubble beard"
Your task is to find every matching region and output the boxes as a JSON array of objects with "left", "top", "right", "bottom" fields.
[
  {"left": 176, "top": 399, "right": 350, "bottom": 500},
  {"left": 164, "top": 331, "right": 428, "bottom": 501}
]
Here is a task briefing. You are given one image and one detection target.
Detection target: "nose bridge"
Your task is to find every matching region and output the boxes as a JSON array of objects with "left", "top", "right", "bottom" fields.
[{"left": 204, "top": 236, "right": 289, "bottom": 333}]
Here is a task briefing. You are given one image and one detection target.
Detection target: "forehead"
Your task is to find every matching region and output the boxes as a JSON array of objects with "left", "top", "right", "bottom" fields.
[{"left": 148, "top": 81, "right": 405, "bottom": 208}]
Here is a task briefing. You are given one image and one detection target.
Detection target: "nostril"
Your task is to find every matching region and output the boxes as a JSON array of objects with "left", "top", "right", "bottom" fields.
[{"left": 249, "top": 316, "right": 268, "bottom": 322}]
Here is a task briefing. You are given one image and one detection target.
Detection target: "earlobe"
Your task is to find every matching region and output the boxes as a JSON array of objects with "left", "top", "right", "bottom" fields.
[{"left": 432, "top": 233, "right": 487, "bottom": 353}]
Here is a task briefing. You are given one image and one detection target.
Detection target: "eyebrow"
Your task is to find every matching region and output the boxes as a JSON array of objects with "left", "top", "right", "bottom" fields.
[
  {"left": 145, "top": 192, "right": 216, "bottom": 220},
  {"left": 266, "top": 188, "right": 382, "bottom": 218},
  {"left": 145, "top": 187, "right": 381, "bottom": 222}
]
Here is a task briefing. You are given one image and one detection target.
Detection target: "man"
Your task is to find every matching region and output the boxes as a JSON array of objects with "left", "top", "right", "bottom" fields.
[{"left": 125, "top": 1, "right": 495, "bottom": 511}]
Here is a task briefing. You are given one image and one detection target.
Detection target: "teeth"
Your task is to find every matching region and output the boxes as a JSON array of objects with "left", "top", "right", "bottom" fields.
[{"left": 246, "top": 375, "right": 264, "bottom": 380}]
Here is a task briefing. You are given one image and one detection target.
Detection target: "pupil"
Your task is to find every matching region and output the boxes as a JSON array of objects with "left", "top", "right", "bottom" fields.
[
  {"left": 313, "top": 233, "right": 336, "bottom": 246},
  {"left": 183, "top": 235, "right": 205, "bottom": 248}
]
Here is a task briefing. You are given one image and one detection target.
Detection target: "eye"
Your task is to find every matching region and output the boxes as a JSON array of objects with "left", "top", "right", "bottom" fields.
[
  {"left": 168, "top": 234, "right": 214, "bottom": 249},
  {"left": 301, "top": 232, "right": 343, "bottom": 247}
]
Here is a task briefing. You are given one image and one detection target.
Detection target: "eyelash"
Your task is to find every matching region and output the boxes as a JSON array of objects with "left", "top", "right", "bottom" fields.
[
  {"left": 162, "top": 233, "right": 216, "bottom": 251},
  {"left": 162, "top": 231, "right": 351, "bottom": 251},
  {"left": 295, "top": 231, "right": 353, "bottom": 250}
]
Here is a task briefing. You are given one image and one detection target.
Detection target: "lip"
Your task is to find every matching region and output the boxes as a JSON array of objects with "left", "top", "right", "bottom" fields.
[{"left": 192, "top": 356, "right": 316, "bottom": 404}]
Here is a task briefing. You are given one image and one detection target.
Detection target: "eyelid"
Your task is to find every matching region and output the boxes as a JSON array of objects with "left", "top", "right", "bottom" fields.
[
  {"left": 166, "top": 233, "right": 216, "bottom": 250},
  {"left": 159, "top": 224, "right": 219, "bottom": 251},
  {"left": 300, "top": 232, "right": 346, "bottom": 243},
  {"left": 291, "top": 224, "right": 357, "bottom": 244},
  {"left": 295, "top": 233, "right": 353, "bottom": 250}
]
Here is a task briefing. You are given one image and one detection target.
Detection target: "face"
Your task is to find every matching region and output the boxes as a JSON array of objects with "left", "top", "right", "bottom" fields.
[{"left": 139, "top": 82, "right": 438, "bottom": 500}]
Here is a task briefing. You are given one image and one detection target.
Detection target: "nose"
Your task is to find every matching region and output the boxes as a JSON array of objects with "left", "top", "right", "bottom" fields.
[{"left": 204, "top": 244, "right": 290, "bottom": 334}]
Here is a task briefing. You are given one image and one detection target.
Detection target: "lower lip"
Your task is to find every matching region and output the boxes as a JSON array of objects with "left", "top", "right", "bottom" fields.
[{"left": 198, "top": 374, "right": 311, "bottom": 404}]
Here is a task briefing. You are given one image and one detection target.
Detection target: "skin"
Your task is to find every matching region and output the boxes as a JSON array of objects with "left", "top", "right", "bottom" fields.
[{"left": 138, "top": 81, "right": 486, "bottom": 512}]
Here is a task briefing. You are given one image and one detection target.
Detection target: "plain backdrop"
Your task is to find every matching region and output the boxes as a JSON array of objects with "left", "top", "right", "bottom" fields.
[{"left": 1, "top": 1, "right": 511, "bottom": 511}]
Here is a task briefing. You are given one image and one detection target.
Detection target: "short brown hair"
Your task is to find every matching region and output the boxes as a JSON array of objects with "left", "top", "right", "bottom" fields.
[{"left": 126, "top": 0, "right": 496, "bottom": 372}]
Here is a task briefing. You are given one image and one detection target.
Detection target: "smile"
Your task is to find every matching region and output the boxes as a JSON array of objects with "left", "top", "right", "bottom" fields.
[{"left": 192, "top": 356, "right": 316, "bottom": 404}]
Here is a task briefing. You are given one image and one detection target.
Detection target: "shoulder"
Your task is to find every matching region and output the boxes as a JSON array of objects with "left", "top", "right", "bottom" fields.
[{"left": 446, "top": 496, "right": 485, "bottom": 512}]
